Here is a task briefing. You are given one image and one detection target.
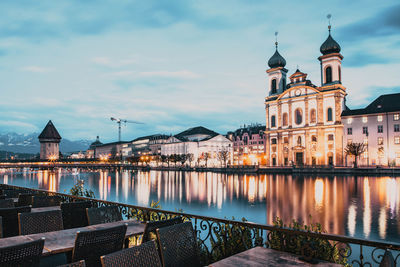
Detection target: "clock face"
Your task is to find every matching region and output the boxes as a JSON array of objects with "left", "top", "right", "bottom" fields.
[{"left": 295, "top": 89, "right": 301, "bottom": 96}]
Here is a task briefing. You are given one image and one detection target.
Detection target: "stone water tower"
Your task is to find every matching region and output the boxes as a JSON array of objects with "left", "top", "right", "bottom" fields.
[{"left": 38, "top": 120, "right": 62, "bottom": 160}]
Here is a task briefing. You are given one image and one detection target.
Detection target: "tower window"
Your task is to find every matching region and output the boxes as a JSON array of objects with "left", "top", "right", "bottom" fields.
[
  {"left": 310, "top": 109, "right": 316, "bottom": 123},
  {"left": 325, "top": 66, "right": 332, "bottom": 83},
  {"left": 271, "top": 115, "right": 276, "bottom": 128},
  {"left": 271, "top": 79, "right": 277, "bottom": 94},
  {"left": 327, "top": 108, "right": 333, "bottom": 122},
  {"left": 295, "top": 108, "right": 303, "bottom": 125},
  {"left": 338, "top": 66, "right": 341, "bottom": 82},
  {"left": 282, "top": 113, "right": 288, "bottom": 126}
]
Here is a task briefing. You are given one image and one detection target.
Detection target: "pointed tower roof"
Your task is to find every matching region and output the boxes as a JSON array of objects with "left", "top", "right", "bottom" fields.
[{"left": 38, "top": 120, "right": 62, "bottom": 140}]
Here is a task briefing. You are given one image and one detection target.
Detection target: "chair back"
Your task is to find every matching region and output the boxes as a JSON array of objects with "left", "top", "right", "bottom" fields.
[
  {"left": 56, "top": 260, "right": 86, "bottom": 267},
  {"left": 142, "top": 217, "right": 183, "bottom": 243},
  {"left": 156, "top": 222, "right": 200, "bottom": 267},
  {"left": 0, "top": 206, "right": 31, "bottom": 237},
  {"left": 19, "top": 209, "right": 63, "bottom": 235},
  {"left": 61, "top": 201, "right": 92, "bottom": 229},
  {"left": 3, "top": 189, "right": 30, "bottom": 198},
  {"left": 86, "top": 206, "right": 122, "bottom": 225},
  {"left": 72, "top": 224, "right": 127, "bottom": 267},
  {"left": 32, "top": 195, "right": 62, "bottom": 208},
  {"left": 0, "top": 198, "right": 15, "bottom": 208},
  {"left": 101, "top": 240, "right": 162, "bottom": 267},
  {"left": 0, "top": 238, "right": 45, "bottom": 267},
  {"left": 17, "top": 193, "right": 36, "bottom": 207}
]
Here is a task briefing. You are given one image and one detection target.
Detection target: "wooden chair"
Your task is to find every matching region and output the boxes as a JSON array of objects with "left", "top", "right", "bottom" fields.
[
  {"left": 100, "top": 240, "right": 161, "bottom": 267},
  {"left": 57, "top": 260, "right": 86, "bottom": 267},
  {"left": 86, "top": 206, "right": 122, "bottom": 225},
  {"left": 71, "top": 224, "right": 127, "bottom": 267},
  {"left": 32, "top": 195, "right": 62, "bottom": 208},
  {"left": 2, "top": 189, "right": 30, "bottom": 198},
  {"left": 0, "top": 206, "right": 31, "bottom": 237},
  {"left": 142, "top": 217, "right": 184, "bottom": 244},
  {"left": 156, "top": 222, "right": 200, "bottom": 267},
  {"left": 17, "top": 193, "right": 36, "bottom": 207},
  {"left": 0, "top": 216, "right": 2, "bottom": 238},
  {"left": 18, "top": 210, "right": 64, "bottom": 235},
  {"left": 61, "top": 201, "right": 92, "bottom": 229},
  {"left": 0, "top": 238, "right": 45, "bottom": 267},
  {"left": 0, "top": 198, "right": 15, "bottom": 208}
]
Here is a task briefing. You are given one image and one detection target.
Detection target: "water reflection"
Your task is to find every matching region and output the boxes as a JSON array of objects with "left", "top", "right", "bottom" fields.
[{"left": 0, "top": 169, "right": 399, "bottom": 242}]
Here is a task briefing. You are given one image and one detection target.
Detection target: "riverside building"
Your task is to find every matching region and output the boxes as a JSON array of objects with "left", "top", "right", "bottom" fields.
[
  {"left": 38, "top": 120, "right": 62, "bottom": 160},
  {"left": 264, "top": 25, "right": 346, "bottom": 166}
]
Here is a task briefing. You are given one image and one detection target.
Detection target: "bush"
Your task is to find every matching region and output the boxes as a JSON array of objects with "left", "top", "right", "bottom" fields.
[{"left": 69, "top": 179, "right": 95, "bottom": 198}]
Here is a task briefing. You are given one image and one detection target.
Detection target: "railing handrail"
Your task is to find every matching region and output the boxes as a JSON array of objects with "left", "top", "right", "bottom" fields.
[{"left": 3, "top": 183, "right": 400, "bottom": 251}]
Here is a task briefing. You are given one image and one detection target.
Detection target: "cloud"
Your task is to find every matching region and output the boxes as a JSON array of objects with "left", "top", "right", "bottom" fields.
[
  {"left": 138, "top": 70, "right": 200, "bottom": 79},
  {"left": 92, "top": 56, "right": 136, "bottom": 68},
  {"left": 344, "top": 51, "right": 393, "bottom": 67},
  {"left": 20, "top": 66, "right": 52, "bottom": 73}
]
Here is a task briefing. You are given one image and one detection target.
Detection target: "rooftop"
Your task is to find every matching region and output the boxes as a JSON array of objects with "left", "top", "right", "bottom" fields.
[
  {"left": 342, "top": 93, "right": 400, "bottom": 116},
  {"left": 38, "top": 120, "right": 62, "bottom": 140}
]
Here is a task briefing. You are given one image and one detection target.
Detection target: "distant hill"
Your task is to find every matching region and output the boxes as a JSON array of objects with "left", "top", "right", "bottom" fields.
[{"left": 0, "top": 132, "right": 91, "bottom": 154}]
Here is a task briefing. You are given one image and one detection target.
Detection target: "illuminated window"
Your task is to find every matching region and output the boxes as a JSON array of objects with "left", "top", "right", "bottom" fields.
[
  {"left": 362, "top": 117, "right": 368, "bottom": 123},
  {"left": 295, "top": 108, "right": 303, "bottom": 125},
  {"left": 328, "top": 134, "right": 334, "bottom": 141},
  {"left": 378, "top": 137, "right": 383, "bottom": 145},
  {"left": 394, "top": 114, "right": 399, "bottom": 121},
  {"left": 395, "top": 136, "right": 400, "bottom": 144},
  {"left": 347, "top": 139, "right": 352, "bottom": 144},
  {"left": 347, "top": 118, "right": 353, "bottom": 124},
  {"left": 271, "top": 115, "right": 276, "bottom": 128},
  {"left": 363, "top": 127, "right": 368, "bottom": 135},
  {"left": 363, "top": 151, "right": 368, "bottom": 159},
  {"left": 310, "top": 109, "right": 316, "bottom": 123},
  {"left": 364, "top": 138, "right": 368, "bottom": 145},
  {"left": 327, "top": 108, "right": 333, "bottom": 122},
  {"left": 377, "top": 125, "right": 383, "bottom": 133},
  {"left": 377, "top": 115, "right": 383, "bottom": 122},
  {"left": 347, "top": 128, "right": 352, "bottom": 135},
  {"left": 282, "top": 113, "right": 288, "bottom": 126},
  {"left": 394, "top": 124, "right": 400, "bottom": 132}
]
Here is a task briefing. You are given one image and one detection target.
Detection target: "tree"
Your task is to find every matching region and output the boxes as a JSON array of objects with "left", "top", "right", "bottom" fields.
[
  {"left": 179, "top": 154, "right": 187, "bottom": 166},
  {"left": 203, "top": 152, "right": 210, "bottom": 168},
  {"left": 217, "top": 149, "right": 230, "bottom": 168},
  {"left": 345, "top": 142, "right": 366, "bottom": 168},
  {"left": 187, "top": 153, "right": 194, "bottom": 167}
]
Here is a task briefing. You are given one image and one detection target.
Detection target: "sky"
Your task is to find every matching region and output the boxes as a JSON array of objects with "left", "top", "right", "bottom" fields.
[{"left": 0, "top": 0, "right": 399, "bottom": 142}]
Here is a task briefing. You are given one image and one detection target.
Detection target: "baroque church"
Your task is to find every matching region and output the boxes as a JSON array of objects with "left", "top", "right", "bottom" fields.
[{"left": 265, "top": 25, "right": 346, "bottom": 166}]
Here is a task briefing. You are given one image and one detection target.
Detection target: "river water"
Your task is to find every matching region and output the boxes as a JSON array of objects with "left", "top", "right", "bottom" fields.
[{"left": 0, "top": 168, "right": 399, "bottom": 243}]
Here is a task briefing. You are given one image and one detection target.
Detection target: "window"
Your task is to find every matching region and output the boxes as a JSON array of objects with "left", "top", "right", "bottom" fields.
[
  {"left": 310, "top": 109, "right": 316, "bottom": 123},
  {"left": 347, "top": 118, "right": 353, "bottom": 124},
  {"left": 282, "top": 113, "right": 288, "bottom": 126},
  {"left": 347, "top": 128, "right": 352, "bottom": 135},
  {"left": 328, "top": 134, "right": 334, "bottom": 141},
  {"left": 295, "top": 108, "right": 303, "bottom": 125},
  {"left": 362, "top": 117, "right": 368, "bottom": 123},
  {"left": 364, "top": 138, "right": 368, "bottom": 145},
  {"left": 363, "top": 151, "right": 368, "bottom": 159},
  {"left": 271, "top": 138, "right": 277, "bottom": 145},
  {"left": 243, "top": 136, "right": 248, "bottom": 145},
  {"left": 327, "top": 108, "right": 333, "bottom": 122},
  {"left": 363, "top": 127, "right": 368, "bottom": 135},
  {"left": 395, "top": 136, "right": 400, "bottom": 144},
  {"left": 377, "top": 125, "right": 383, "bottom": 133},
  {"left": 325, "top": 66, "right": 332, "bottom": 83},
  {"left": 377, "top": 115, "right": 383, "bottom": 122},
  {"left": 271, "top": 115, "right": 276, "bottom": 128},
  {"left": 297, "top": 136, "right": 302, "bottom": 146},
  {"left": 338, "top": 66, "right": 341, "bottom": 82},
  {"left": 271, "top": 79, "right": 277, "bottom": 94},
  {"left": 378, "top": 137, "right": 383, "bottom": 145},
  {"left": 394, "top": 114, "right": 399, "bottom": 121},
  {"left": 282, "top": 78, "right": 286, "bottom": 90},
  {"left": 283, "top": 137, "right": 288, "bottom": 143},
  {"left": 311, "top": 135, "right": 317, "bottom": 142},
  {"left": 347, "top": 139, "right": 352, "bottom": 144},
  {"left": 395, "top": 124, "right": 400, "bottom": 132}
]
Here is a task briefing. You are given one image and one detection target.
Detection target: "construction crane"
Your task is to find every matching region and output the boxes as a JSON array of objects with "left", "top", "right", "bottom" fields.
[{"left": 110, "top": 117, "right": 144, "bottom": 142}]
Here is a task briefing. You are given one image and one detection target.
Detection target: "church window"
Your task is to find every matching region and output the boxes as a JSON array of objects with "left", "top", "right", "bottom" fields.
[
  {"left": 325, "top": 66, "right": 332, "bottom": 83},
  {"left": 283, "top": 137, "right": 288, "bottom": 143},
  {"left": 282, "top": 113, "right": 288, "bottom": 126},
  {"left": 271, "top": 115, "right": 276, "bottom": 127},
  {"left": 338, "top": 66, "right": 341, "bottom": 82},
  {"left": 311, "top": 135, "right": 317, "bottom": 142},
  {"left": 271, "top": 79, "right": 277, "bottom": 94},
  {"left": 327, "top": 108, "right": 333, "bottom": 122},
  {"left": 271, "top": 138, "right": 277, "bottom": 145},
  {"left": 310, "top": 109, "right": 316, "bottom": 123},
  {"left": 328, "top": 134, "right": 334, "bottom": 141},
  {"left": 295, "top": 108, "right": 303, "bottom": 125},
  {"left": 297, "top": 136, "right": 302, "bottom": 146}
]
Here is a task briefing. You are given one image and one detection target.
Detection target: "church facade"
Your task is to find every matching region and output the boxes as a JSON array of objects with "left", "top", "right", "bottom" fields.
[{"left": 265, "top": 27, "right": 346, "bottom": 166}]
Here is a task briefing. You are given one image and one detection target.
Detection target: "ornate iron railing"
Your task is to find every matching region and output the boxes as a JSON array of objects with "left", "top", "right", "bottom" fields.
[{"left": 2, "top": 184, "right": 399, "bottom": 266}]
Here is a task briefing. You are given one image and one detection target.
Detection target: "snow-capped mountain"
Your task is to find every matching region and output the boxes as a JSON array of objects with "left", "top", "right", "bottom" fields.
[{"left": 0, "top": 132, "right": 91, "bottom": 153}]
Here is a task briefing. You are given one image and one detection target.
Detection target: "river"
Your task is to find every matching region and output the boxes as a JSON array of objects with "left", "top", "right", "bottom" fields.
[{"left": 0, "top": 168, "right": 399, "bottom": 243}]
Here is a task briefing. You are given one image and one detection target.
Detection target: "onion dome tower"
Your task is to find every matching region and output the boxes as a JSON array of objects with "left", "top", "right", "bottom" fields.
[
  {"left": 267, "top": 32, "right": 288, "bottom": 96},
  {"left": 318, "top": 15, "right": 343, "bottom": 86},
  {"left": 38, "top": 120, "right": 62, "bottom": 160}
]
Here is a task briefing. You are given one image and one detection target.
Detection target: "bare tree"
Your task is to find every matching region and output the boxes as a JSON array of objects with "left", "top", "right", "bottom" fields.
[
  {"left": 345, "top": 142, "right": 366, "bottom": 168},
  {"left": 187, "top": 153, "right": 194, "bottom": 167},
  {"left": 217, "top": 149, "right": 230, "bottom": 168},
  {"left": 203, "top": 152, "right": 210, "bottom": 168}
]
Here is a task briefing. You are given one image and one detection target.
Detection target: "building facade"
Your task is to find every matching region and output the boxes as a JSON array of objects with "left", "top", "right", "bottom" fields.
[
  {"left": 342, "top": 93, "right": 400, "bottom": 166},
  {"left": 265, "top": 27, "right": 346, "bottom": 166},
  {"left": 228, "top": 125, "right": 266, "bottom": 165},
  {"left": 38, "top": 120, "right": 62, "bottom": 160},
  {"left": 129, "top": 134, "right": 169, "bottom": 157}
]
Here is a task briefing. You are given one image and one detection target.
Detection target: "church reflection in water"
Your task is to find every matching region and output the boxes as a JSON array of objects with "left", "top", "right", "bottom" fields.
[{"left": 1, "top": 169, "right": 399, "bottom": 242}]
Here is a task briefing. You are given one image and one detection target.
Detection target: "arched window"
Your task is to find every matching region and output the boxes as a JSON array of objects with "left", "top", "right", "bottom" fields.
[
  {"left": 271, "top": 115, "right": 276, "bottom": 127},
  {"left": 327, "top": 108, "right": 333, "bottom": 122},
  {"left": 295, "top": 108, "right": 303, "bottom": 125},
  {"left": 311, "top": 135, "right": 317, "bottom": 142},
  {"left": 271, "top": 79, "right": 277, "bottom": 94},
  {"left": 297, "top": 136, "right": 302, "bottom": 146},
  {"left": 338, "top": 66, "right": 341, "bottom": 82},
  {"left": 310, "top": 109, "right": 316, "bottom": 123},
  {"left": 282, "top": 113, "right": 288, "bottom": 126},
  {"left": 325, "top": 66, "right": 332, "bottom": 83}
]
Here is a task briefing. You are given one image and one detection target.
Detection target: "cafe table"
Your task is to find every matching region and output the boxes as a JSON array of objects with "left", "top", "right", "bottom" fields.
[
  {"left": 209, "top": 246, "right": 342, "bottom": 267},
  {"left": 31, "top": 206, "right": 61, "bottom": 213}
]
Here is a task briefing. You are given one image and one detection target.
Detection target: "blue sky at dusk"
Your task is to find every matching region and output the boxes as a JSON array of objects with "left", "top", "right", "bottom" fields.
[{"left": 0, "top": 0, "right": 399, "bottom": 142}]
